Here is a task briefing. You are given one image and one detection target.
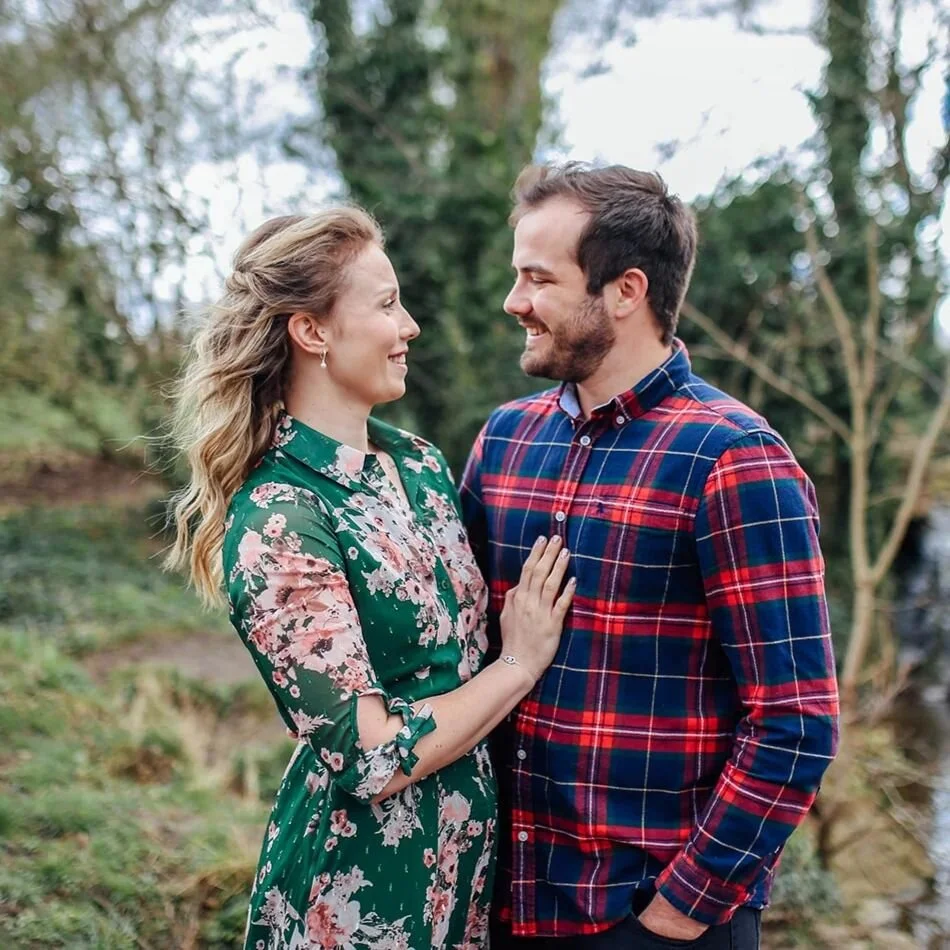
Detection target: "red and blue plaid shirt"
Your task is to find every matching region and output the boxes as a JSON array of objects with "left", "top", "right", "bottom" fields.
[{"left": 459, "top": 342, "right": 839, "bottom": 935}]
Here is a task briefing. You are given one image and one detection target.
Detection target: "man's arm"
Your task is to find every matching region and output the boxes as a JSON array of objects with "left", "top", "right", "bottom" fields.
[
  {"left": 649, "top": 430, "right": 840, "bottom": 931},
  {"left": 459, "top": 422, "right": 491, "bottom": 582}
]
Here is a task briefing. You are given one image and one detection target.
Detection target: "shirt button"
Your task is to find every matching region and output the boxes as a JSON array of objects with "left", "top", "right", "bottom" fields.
[
  {"left": 517, "top": 831, "right": 529, "bottom": 843},
  {"left": 554, "top": 511, "right": 566, "bottom": 523},
  {"left": 615, "top": 415, "right": 626, "bottom": 426},
  {"left": 516, "top": 749, "right": 527, "bottom": 761},
  {"left": 579, "top": 435, "right": 591, "bottom": 446}
]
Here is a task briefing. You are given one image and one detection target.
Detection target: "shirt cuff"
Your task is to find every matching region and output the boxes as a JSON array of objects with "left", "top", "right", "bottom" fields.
[
  {"left": 335, "top": 697, "right": 436, "bottom": 802},
  {"left": 654, "top": 847, "right": 753, "bottom": 926}
]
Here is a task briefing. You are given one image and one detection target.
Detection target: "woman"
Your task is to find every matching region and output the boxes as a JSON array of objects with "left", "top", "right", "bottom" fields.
[{"left": 166, "top": 208, "right": 574, "bottom": 950}]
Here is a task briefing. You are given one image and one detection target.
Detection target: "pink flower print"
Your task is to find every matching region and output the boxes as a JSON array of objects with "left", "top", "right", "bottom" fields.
[
  {"left": 237, "top": 529, "right": 267, "bottom": 573},
  {"left": 466, "top": 820, "right": 483, "bottom": 837},
  {"left": 324, "top": 835, "right": 338, "bottom": 852},
  {"left": 249, "top": 482, "right": 282, "bottom": 506},
  {"left": 339, "top": 659, "right": 371, "bottom": 697},
  {"left": 335, "top": 445, "right": 364, "bottom": 481},
  {"left": 330, "top": 810, "right": 350, "bottom": 835},
  {"left": 272, "top": 670, "right": 287, "bottom": 688},
  {"left": 347, "top": 547, "right": 359, "bottom": 560},
  {"left": 423, "top": 848, "right": 436, "bottom": 868},
  {"left": 321, "top": 748, "right": 345, "bottom": 772},
  {"left": 305, "top": 897, "right": 357, "bottom": 949},
  {"left": 289, "top": 684, "right": 301, "bottom": 698},
  {"left": 263, "top": 512, "right": 287, "bottom": 538},
  {"left": 423, "top": 454, "right": 441, "bottom": 473},
  {"left": 441, "top": 791, "right": 471, "bottom": 825},
  {"left": 426, "top": 883, "right": 452, "bottom": 928}
]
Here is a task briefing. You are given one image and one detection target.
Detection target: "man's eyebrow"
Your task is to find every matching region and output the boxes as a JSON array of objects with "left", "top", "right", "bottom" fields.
[{"left": 513, "top": 263, "right": 556, "bottom": 278}]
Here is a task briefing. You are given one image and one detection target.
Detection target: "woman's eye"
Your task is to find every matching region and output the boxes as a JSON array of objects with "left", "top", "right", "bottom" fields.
[{"left": 383, "top": 297, "right": 397, "bottom": 309}]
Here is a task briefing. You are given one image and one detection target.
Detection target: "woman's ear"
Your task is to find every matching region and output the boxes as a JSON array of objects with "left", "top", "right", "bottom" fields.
[{"left": 287, "top": 312, "right": 329, "bottom": 355}]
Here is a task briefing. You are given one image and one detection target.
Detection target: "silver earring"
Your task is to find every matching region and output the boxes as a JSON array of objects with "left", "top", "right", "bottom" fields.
[{"left": 320, "top": 348, "right": 328, "bottom": 369}]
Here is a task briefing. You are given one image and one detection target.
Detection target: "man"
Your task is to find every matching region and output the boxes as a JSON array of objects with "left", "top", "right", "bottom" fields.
[{"left": 460, "top": 163, "right": 840, "bottom": 950}]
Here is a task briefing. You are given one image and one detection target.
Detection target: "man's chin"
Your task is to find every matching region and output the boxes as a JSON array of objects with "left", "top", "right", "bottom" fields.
[{"left": 520, "top": 352, "right": 553, "bottom": 379}]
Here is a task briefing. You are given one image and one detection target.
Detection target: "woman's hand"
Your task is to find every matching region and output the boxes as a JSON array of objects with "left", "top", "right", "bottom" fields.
[{"left": 499, "top": 536, "right": 575, "bottom": 685}]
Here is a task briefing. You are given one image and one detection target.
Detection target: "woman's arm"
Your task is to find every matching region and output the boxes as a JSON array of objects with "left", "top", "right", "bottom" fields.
[
  {"left": 358, "top": 534, "right": 573, "bottom": 802},
  {"left": 226, "top": 488, "right": 572, "bottom": 805}
]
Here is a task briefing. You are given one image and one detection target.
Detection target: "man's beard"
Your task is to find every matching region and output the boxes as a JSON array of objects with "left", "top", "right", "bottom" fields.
[{"left": 519, "top": 294, "right": 615, "bottom": 383}]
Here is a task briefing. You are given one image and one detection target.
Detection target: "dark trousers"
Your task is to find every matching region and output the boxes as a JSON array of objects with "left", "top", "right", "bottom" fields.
[{"left": 490, "top": 894, "right": 761, "bottom": 950}]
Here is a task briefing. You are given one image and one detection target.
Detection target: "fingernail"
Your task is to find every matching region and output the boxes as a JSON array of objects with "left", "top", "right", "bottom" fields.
[
  {"left": 551, "top": 535, "right": 562, "bottom": 545},
  {"left": 535, "top": 536, "right": 545, "bottom": 547},
  {"left": 569, "top": 577, "right": 577, "bottom": 585},
  {"left": 559, "top": 549, "right": 570, "bottom": 559}
]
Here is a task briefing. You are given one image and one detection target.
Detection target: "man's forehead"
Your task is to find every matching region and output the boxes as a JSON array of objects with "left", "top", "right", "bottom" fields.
[{"left": 513, "top": 197, "right": 588, "bottom": 263}]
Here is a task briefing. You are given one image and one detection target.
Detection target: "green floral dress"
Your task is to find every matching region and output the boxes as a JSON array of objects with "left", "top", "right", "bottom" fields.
[{"left": 223, "top": 412, "right": 497, "bottom": 950}]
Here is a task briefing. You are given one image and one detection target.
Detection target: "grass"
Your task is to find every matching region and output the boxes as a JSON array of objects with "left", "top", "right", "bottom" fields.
[
  {"left": 0, "top": 481, "right": 292, "bottom": 948},
  {"left": 0, "top": 503, "right": 230, "bottom": 654},
  {"left": 0, "top": 627, "right": 281, "bottom": 949}
]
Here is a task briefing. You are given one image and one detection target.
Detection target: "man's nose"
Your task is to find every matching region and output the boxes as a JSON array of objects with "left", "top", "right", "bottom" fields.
[{"left": 504, "top": 285, "right": 531, "bottom": 317}]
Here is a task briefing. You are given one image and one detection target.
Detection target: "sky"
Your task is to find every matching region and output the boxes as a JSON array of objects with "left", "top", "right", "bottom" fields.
[{"left": 177, "top": 0, "right": 949, "bottom": 330}]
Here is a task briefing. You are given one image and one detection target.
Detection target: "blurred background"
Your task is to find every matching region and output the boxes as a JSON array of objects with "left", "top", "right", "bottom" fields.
[{"left": 1, "top": 0, "right": 949, "bottom": 946}]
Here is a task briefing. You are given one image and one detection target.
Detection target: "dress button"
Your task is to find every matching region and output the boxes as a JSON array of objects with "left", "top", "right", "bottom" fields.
[
  {"left": 516, "top": 749, "right": 527, "bottom": 761},
  {"left": 579, "top": 435, "right": 591, "bottom": 446},
  {"left": 517, "top": 831, "right": 529, "bottom": 843},
  {"left": 615, "top": 414, "right": 626, "bottom": 426},
  {"left": 554, "top": 511, "right": 566, "bottom": 523}
]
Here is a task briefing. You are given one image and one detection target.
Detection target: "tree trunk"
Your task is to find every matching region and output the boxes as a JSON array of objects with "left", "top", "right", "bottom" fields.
[{"left": 841, "top": 579, "right": 875, "bottom": 710}]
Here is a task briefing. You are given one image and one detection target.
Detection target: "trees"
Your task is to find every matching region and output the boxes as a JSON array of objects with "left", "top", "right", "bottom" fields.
[
  {"left": 678, "top": 0, "right": 950, "bottom": 708},
  {"left": 299, "top": 0, "right": 561, "bottom": 469}
]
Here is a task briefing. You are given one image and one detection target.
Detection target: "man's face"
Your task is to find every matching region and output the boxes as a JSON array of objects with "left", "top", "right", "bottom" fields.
[{"left": 504, "top": 197, "right": 615, "bottom": 383}]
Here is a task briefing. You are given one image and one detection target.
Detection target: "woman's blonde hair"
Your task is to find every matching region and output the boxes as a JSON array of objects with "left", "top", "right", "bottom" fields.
[{"left": 165, "top": 207, "right": 383, "bottom": 604}]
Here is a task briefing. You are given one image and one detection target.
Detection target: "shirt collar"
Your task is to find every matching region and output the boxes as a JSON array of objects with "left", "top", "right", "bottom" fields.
[
  {"left": 557, "top": 338, "right": 692, "bottom": 424},
  {"left": 271, "top": 410, "right": 422, "bottom": 491}
]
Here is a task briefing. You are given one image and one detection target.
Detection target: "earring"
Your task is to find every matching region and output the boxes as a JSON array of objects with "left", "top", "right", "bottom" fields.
[{"left": 320, "top": 348, "right": 328, "bottom": 369}]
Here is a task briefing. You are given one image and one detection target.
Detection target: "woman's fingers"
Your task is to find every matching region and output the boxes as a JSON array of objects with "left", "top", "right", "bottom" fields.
[
  {"left": 540, "top": 546, "right": 571, "bottom": 603},
  {"left": 554, "top": 577, "right": 577, "bottom": 618},
  {"left": 518, "top": 536, "right": 548, "bottom": 591},
  {"left": 531, "top": 536, "right": 563, "bottom": 589}
]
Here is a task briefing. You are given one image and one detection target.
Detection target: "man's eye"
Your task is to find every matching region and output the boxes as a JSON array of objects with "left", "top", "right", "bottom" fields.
[{"left": 384, "top": 297, "right": 398, "bottom": 308}]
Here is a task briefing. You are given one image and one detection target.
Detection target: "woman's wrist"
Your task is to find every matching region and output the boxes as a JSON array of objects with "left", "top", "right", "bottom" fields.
[{"left": 496, "top": 653, "right": 537, "bottom": 691}]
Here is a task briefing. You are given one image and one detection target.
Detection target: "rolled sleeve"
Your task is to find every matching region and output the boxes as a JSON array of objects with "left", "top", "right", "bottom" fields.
[
  {"left": 224, "top": 486, "right": 438, "bottom": 804},
  {"left": 656, "top": 432, "right": 840, "bottom": 924}
]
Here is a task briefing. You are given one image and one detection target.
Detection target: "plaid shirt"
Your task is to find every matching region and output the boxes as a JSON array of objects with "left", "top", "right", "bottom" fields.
[{"left": 459, "top": 342, "right": 839, "bottom": 935}]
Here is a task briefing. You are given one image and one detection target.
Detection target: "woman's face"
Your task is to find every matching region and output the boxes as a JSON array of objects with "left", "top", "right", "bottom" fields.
[{"left": 324, "top": 243, "right": 420, "bottom": 409}]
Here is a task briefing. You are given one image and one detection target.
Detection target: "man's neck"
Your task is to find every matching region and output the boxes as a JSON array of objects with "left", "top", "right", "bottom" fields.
[
  {"left": 575, "top": 340, "right": 673, "bottom": 418},
  {"left": 285, "top": 383, "right": 372, "bottom": 455}
]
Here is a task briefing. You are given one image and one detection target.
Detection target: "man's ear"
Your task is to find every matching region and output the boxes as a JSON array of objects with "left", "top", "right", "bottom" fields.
[
  {"left": 288, "top": 312, "right": 329, "bottom": 355},
  {"left": 613, "top": 268, "right": 649, "bottom": 319}
]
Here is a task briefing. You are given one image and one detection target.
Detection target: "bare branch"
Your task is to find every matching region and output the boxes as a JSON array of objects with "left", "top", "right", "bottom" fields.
[
  {"left": 868, "top": 285, "right": 943, "bottom": 446},
  {"left": 802, "top": 204, "right": 865, "bottom": 406},
  {"left": 871, "top": 361, "right": 950, "bottom": 585},
  {"left": 680, "top": 300, "right": 853, "bottom": 443},
  {"left": 862, "top": 220, "right": 881, "bottom": 396}
]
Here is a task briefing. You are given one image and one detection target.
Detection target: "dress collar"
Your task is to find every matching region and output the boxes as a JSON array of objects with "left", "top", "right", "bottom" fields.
[
  {"left": 271, "top": 410, "right": 422, "bottom": 491},
  {"left": 557, "top": 338, "right": 691, "bottom": 425}
]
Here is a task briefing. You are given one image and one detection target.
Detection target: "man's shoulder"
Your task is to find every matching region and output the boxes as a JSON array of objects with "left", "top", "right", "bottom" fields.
[
  {"left": 671, "top": 374, "right": 787, "bottom": 454},
  {"left": 482, "top": 386, "right": 561, "bottom": 438}
]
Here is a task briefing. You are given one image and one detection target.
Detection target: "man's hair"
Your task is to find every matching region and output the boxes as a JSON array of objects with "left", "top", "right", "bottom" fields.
[{"left": 510, "top": 162, "right": 698, "bottom": 345}]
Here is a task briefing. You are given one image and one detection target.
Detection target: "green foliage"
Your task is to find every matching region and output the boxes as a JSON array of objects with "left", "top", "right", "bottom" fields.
[
  {"left": 302, "top": 0, "right": 562, "bottom": 470},
  {"left": 770, "top": 827, "right": 841, "bottom": 921}
]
